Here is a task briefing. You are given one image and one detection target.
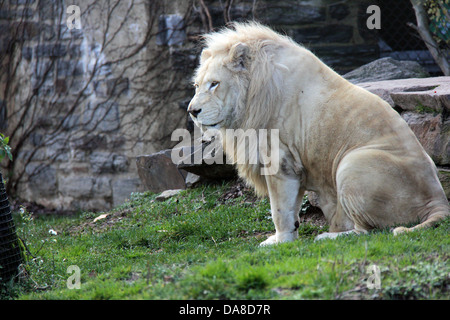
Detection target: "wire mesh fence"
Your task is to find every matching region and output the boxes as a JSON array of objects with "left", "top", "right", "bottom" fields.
[
  {"left": 378, "top": 0, "right": 449, "bottom": 75},
  {"left": 0, "top": 172, "right": 23, "bottom": 283}
]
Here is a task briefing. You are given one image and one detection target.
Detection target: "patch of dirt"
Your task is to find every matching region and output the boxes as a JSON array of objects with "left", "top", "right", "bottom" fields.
[
  {"left": 66, "top": 208, "right": 133, "bottom": 235},
  {"left": 9, "top": 199, "right": 76, "bottom": 217},
  {"left": 217, "top": 179, "right": 259, "bottom": 204},
  {"left": 300, "top": 205, "right": 327, "bottom": 228},
  {"left": 8, "top": 198, "right": 133, "bottom": 235}
]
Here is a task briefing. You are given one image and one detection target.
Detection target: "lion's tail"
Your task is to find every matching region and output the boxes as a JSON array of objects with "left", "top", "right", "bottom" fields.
[{"left": 393, "top": 209, "right": 449, "bottom": 236}]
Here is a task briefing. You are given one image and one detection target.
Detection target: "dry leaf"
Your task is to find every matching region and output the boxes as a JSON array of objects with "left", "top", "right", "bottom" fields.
[{"left": 93, "top": 213, "right": 109, "bottom": 222}]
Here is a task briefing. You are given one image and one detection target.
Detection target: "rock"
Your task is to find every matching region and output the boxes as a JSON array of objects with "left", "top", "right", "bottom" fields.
[
  {"left": 357, "top": 76, "right": 450, "bottom": 113},
  {"left": 185, "top": 172, "right": 201, "bottom": 188},
  {"left": 437, "top": 168, "right": 450, "bottom": 200},
  {"left": 177, "top": 159, "right": 236, "bottom": 180},
  {"left": 344, "top": 57, "right": 429, "bottom": 84},
  {"left": 329, "top": 3, "right": 350, "bottom": 20},
  {"left": 312, "top": 44, "right": 379, "bottom": 74},
  {"left": 305, "top": 191, "right": 320, "bottom": 208},
  {"left": 136, "top": 141, "right": 237, "bottom": 193},
  {"left": 93, "top": 176, "right": 112, "bottom": 198},
  {"left": 173, "top": 142, "right": 237, "bottom": 180},
  {"left": 136, "top": 150, "right": 187, "bottom": 193},
  {"left": 402, "top": 112, "right": 450, "bottom": 166},
  {"left": 356, "top": 77, "right": 449, "bottom": 167},
  {"left": 359, "top": 77, "right": 450, "bottom": 167},
  {"left": 155, "top": 189, "right": 183, "bottom": 202}
]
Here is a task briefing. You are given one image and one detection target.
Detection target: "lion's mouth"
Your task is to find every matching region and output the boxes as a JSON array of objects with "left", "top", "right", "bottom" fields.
[
  {"left": 205, "top": 122, "right": 221, "bottom": 128},
  {"left": 199, "top": 120, "right": 222, "bottom": 128}
]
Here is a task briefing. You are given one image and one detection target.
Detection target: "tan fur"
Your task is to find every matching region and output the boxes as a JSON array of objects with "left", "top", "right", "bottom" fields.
[{"left": 188, "top": 22, "right": 449, "bottom": 245}]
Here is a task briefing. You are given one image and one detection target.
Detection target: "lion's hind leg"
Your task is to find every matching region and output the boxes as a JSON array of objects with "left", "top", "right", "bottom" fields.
[
  {"left": 393, "top": 209, "right": 449, "bottom": 236},
  {"left": 314, "top": 193, "right": 368, "bottom": 241},
  {"left": 314, "top": 192, "right": 365, "bottom": 241},
  {"left": 330, "top": 148, "right": 450, "bottom": 239},
  {"left": 328, "top": 149, "right": 402, "bottom": 235}
]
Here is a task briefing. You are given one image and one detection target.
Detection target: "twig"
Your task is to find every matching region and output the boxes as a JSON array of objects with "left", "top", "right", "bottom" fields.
[
  {"left": 406, "top": 22, "right": 439, "bottom": 50},
  {"left": 252, "top": 0, "right": 258, "bottom": 19},
  {"left": 198, "top": 0, "right": 213, "bottom": 32},
  {"left": 17, "top": 235, "right": 36, "bottom": 259},
  {"left": 224, "top": 0, "right": 234, "bottom": 25}
]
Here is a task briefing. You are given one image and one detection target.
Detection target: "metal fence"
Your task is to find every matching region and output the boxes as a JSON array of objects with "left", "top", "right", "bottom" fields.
[
  {"left": 378, "top": 0, "right": 448, "bottom": 75},
  {"left": 0, "top": 172, "right": 24, "bottom": 283}
]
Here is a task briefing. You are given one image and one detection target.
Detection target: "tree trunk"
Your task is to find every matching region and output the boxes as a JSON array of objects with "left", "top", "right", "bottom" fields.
[{"left": 409, "top": 0, "right": 450, "bottom": 76}]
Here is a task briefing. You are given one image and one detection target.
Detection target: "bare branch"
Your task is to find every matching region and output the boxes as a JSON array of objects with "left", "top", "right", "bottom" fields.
[
  {"left": 224, "top": 0, "right": 234, "bottom": 25},
  {"left": 198, "top": 0, "right": 213, "bottom": 32}
]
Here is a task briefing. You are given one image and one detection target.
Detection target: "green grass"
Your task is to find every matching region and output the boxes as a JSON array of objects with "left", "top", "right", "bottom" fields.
[
  {"left": 415, "top": 102, "right": 440, "bottom": 115},
  {"left": 1, "top": 181, "right": 449, "bottom": 300}
]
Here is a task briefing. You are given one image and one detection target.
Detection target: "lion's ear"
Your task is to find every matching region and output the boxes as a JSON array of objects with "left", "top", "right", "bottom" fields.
[{"left": 227, "top": 42, "right": 249, "bottom": 72}]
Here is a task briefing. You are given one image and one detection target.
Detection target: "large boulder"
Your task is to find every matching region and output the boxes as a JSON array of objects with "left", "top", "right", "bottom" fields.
[
  {"left": 136, "top": 150, "right": 187, "bottom": 193},
  {"left": 343, "top": 57, "right": 429, "bottom": 84},
  {"left": 358, "top": 77, "right": 450, "bottom": 113},
  {"left": 174, "top": 143, "right": 237, "bottom": 180},
  {"left": 401, "top": 112, "right": 450, "bottom": 166},
  {"left": 438, "top": 169, "right": 450, "bottom": 200},
  {"left": 357, "top": 76, "right": 450, "bottom": 167},
  {"left": 136, "top": 142, "right": 237, "bottom": 193}
]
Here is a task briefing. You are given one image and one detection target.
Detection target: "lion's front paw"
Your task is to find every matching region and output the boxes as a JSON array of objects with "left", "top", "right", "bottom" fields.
[
  {"left": 259, "top": 234, "right": 277, "bottom": 247},
  {"left": 314, "top": 230, "right": 358, "bottom": 241},
  {"left": 259, "top": 232, "right": 297, "bottom": 246}
]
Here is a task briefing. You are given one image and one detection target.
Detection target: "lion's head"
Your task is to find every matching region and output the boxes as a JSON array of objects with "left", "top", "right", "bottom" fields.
[
  {"left": 188, "top": 22, "right": 292, "bottom": 132},
  {"left": 187, "top": 42, "right": 249, "bottom": 130}
]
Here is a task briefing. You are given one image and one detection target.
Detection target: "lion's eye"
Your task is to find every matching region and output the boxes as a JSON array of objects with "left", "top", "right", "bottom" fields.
[{"left": 209, "top": 81, "right": 220, "bottom": 90}]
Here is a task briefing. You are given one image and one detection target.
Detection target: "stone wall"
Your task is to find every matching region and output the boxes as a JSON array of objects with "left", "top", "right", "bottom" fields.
[
  {"left": 1, "top": 0, "right": 191, "bottom": 211},
  {"left": 257, "top": 0, "right": 379, "bottom": 73},
  {"left": 180, "top": 0, "right": 379, "bottom": 74}
]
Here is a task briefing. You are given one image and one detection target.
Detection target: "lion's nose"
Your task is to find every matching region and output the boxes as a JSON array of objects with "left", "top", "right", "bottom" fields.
[{"left": 188, "top": 108, "right": 202, "bottom": 118}]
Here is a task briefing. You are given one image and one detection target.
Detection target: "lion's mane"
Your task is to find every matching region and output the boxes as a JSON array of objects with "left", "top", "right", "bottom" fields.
[
  {"left": 197, "top": 22, "right": 303, "bottom": 196},
  {"left": 200, "top": 23, "right": 296, "bottom": 130}
]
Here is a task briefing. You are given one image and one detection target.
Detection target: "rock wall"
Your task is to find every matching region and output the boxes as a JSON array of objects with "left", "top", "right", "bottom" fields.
[
  {"left": 187, "top": 0, "right": 379, "bottom": 74},
  {"left": 358, "top": 77, "right": 450, "bottom": 169},
  {"left": 1, "top": 0, "right": 190, "bottom": 211}
]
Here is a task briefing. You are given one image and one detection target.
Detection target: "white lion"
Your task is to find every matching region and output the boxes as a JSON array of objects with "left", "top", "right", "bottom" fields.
[{"left": 187, "top": 22, "right": 449, "bottom": 245}]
